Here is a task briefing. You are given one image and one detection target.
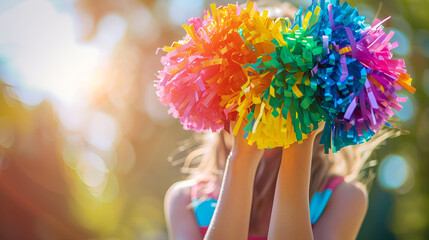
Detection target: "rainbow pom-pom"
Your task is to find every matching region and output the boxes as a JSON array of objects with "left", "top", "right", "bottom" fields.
[{"left": 156, "top": 0, "right": 415, "bottom": 152}]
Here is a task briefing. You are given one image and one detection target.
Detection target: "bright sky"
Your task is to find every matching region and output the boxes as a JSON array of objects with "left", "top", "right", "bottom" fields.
[
  {"left": 0, "top": 0, "right": 102, "bottom": 106},
  {"left": 0, "top": 0, "right": 126, "bottom": 156}
]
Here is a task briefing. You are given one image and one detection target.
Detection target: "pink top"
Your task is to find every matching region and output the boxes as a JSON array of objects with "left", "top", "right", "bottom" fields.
[{"left": 190, "top": 176, "right": 345, "bottom": 239}]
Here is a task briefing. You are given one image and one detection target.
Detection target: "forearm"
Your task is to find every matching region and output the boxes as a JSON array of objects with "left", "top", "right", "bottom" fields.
[
  {"left": 204, "top": 152, "right": 259, "bottom": 240},
  {"left": 267, "top": 140, "right": 314, "bottom": 240}
]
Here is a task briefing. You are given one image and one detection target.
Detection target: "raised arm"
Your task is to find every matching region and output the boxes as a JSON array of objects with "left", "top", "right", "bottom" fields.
[
  {"left": 267, "top": 122, "right": 368, "bottom": 240},
  {"left": 204, "top": 123, "right": 264, "bottom": 240},
  {"left": 267, "top": 132, "right": 316, "bottom": 240}
]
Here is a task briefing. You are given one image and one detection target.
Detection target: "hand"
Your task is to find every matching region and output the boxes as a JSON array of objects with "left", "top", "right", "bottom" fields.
[
  {"left": 282, "top": 121, "right": 325, "bottom": 157},
  {"left": 307, "top": 121, "right": 325, "bottom": 141},
  {"left": 228, "top": 120, "right": 265, "bottom": 166},
  {"left": 269, "top": 123, "right": 321, "bottom": 240},
  {"left": 204, "top": 121, "right": 264, "bottom": 240}
]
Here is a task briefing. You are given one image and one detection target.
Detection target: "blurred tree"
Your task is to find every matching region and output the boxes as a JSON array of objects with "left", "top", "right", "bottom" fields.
[
  {"left": 0, "top": 0, "right": 428, "bottom": 239},
  {"left": 0, "top": 80, "right": 92, "bottom": 239}
]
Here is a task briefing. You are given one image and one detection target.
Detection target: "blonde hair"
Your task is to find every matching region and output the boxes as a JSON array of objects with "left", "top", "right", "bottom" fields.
[
  {"left": 169, "top": 127, "right": 399, "bottom": 231},
  {"left": 175, "top": 127, "right": 399, "bottom": 194}
]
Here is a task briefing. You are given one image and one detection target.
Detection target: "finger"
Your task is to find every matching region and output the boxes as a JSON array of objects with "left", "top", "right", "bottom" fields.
[{"left": 229, "top": 121, "right": 237, "bottom": 134}]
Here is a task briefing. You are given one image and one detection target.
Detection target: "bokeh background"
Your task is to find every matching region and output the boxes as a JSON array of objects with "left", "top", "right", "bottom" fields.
[{"left": 0, "top": 0, "right": 427, "bottom": 239}]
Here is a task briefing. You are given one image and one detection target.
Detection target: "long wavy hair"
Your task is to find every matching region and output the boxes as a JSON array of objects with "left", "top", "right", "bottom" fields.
[{"left": 170, "top": 127, "right": 399, "bottom": 231}]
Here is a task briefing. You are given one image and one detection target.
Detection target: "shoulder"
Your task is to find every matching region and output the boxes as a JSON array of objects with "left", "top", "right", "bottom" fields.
[
  {"left": 165, "top": 179, "right": 195, "bottom": 198},
  {"left": 332, "top": 181, "right": 368, "bottom": 211},
  {"left": 164, "top": 179, "right": 202, "bottom": 240},
  {"left": 313, "top": 180, "right": 369, "bottom": 239},
  {"left": 164, "top": 179, "right": 196, "bottom": 210}
]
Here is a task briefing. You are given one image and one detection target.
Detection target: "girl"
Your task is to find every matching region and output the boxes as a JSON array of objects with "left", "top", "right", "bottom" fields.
[
  {"left": 164, "top": 119, "right": 395, "bottom": 239},
  {"left": 163, "top": 2, "right": 397, "bottom": 240}
]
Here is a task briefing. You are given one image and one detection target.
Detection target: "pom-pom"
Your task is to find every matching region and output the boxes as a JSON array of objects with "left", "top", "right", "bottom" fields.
[
  {"left": 308, "top": 0, "right": 415, "bottom": 152},
  {"left": 156, "top": 0, "right": 415, "bottom": 152},
  {"left": 233, "top": 4, "right": 325, "bottom": 149},
  {"left": 156, "top": 2, "right": 263, "bottom": 132}
]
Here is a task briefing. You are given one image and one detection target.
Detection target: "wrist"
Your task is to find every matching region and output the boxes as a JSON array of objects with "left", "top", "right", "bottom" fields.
[
  {"left": 228, "top": 150, "right": 261, "bottom": 172},
  {"left": 230, "top": 147, "right": 263, "bottom": 164}
]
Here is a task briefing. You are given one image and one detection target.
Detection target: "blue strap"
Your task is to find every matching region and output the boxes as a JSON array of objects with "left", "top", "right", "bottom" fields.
[
  {"left": 191, "top": 198, "right": 217, "bottom": 227},
  {"left": 192, "top": 188, "right": 336, "bottom": 226},
  {"left": 309, "top": 189, "right": 333, "bottom": 224}
]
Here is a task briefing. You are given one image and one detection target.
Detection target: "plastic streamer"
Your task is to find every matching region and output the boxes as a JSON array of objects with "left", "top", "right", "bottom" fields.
[
  {"left": 156, "top": 3, "right": 261, "bottom": 132},
  {"left": 156, "top": 0, "right": 415, "bottom": 152},
  {"left": 234, "top": 4, "right": 325, "bottom": 149},
  {"left": 308, "top": 1, "right": 415, "bottom": 152}
]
